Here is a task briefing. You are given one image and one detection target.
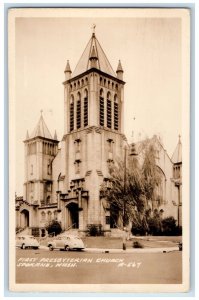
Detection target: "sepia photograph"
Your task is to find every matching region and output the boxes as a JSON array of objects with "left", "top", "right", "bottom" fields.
[{"left": 8, "top": 7, "right": 190, "bottom": 293}]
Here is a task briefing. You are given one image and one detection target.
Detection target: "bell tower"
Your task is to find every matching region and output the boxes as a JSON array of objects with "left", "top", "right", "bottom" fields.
[
  {"left": 24, "top": 112, "right": 59, "bottom": 207},
  {"left": 61, "top": 28, "right": 127, "bottom": 234}
]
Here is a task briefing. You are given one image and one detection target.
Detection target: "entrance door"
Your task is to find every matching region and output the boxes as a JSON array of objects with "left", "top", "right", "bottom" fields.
[
  {"left": 21, "top": 209, "right": 29, "bottom": 228},
  {"left": 67, "top": 203, "right": 79, "bottom": 229}
]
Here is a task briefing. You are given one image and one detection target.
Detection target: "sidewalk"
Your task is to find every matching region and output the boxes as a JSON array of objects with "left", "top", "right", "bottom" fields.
[{"left": 39, "top": 245, "right": 179, "bottom": 253}]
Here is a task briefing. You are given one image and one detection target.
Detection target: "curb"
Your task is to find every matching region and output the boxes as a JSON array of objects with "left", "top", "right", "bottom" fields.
[
  {"left": 83, "top": 247, "right": 179, "bottom": 254},
  {"left": 38, "top": 246, "right": 179, "bottom": 253}
]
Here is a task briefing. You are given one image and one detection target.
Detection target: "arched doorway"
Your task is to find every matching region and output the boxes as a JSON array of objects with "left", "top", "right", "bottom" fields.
[
  {"left": 66, "top": 202, "right": 79, "bottom": 229},
  {"left": 20, "top": 209, "right": 29, "bottom": 228}
]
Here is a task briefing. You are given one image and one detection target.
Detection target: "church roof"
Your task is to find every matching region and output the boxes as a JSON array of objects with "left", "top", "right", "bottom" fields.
[
  {"left": 72, "top": 33, "right": 116, "bottom": 78},
  {"left": 172, "top": 136, "right": 182, "bottom": 164},
  {"left": 29, "top": 114, "right": 53, "bottom": 140}
]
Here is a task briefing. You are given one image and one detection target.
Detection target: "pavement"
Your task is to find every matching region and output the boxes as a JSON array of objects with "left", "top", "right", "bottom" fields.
[{"left": 39, "top": 245, "right": 180, "bottom": 253}]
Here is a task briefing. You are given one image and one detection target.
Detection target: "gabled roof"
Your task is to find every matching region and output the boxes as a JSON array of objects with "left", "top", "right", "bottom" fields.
[
  {"left": 72, "top": 33, "right": 116, "bottom": 78},
  {"left": 29, "top": 114, "right": 53, "bottom": 140},
  {"left": 172, "top": 136, "right": 182, "bottom": 164}
]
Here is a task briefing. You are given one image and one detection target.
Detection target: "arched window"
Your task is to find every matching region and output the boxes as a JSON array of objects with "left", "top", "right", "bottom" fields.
[
  {"left": 46, "top": 196, "right": 51, "bottom": 205},
  {"left": 41, "top": 211, "right": 46, "bottom": 221},
  {"left": 107, "top": 92, "right": 112, "bottom": 128},
  {"left": 47, "top": 160, "right": 51, "bottom": 175},
  {"left": 84, "top": 89, "right": 88, "bottom": 127},
  {"left": 70, "top": 95, "right": 74, "bottom": 131},
  {"left": 99, "top": 89, "right": 104, "bottom": 126},
  {"left": 114, "top": 94, "right": 119, "bottom": 130},
  {"left": 30, "top": 164, "right": 33, "bottom": 175},
  {"left": 76, "top": 92, "right": 81, "bottom": 129},
  {"left": 54, "top": 210, "right": 58, "bottom": 220},
  {"left": 47, "top": 211, "right": 52, "bottom": 221}
]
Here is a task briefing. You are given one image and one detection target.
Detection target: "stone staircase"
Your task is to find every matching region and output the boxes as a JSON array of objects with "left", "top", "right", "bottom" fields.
[
  {"left": 60, "top": 228, "right": 80, "bottom": 236},
  {"left": 16, "top": 227, "right": 31, "bottom": 236}
]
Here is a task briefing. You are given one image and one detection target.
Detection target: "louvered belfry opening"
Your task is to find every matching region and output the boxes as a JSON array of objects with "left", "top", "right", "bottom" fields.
[
  {"left": 76, "top": 92, "right": 81, "bottom": 129},
  {"left": 84, "top": 89, "right": 88, "bottom": 127},
  {"left": 107, "top": 92, "right": 112, "bottom": 128},
  {"left": 114, "top": 94, "right": 119, "bottom": 130},
  {"left": 70, "top": 95, "right": 74, "bottom": 132},
  {"left": 99, "top": 89, "right": 104, "bottom": 126}
]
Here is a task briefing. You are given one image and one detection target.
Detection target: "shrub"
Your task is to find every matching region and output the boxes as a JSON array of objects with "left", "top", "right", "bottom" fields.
[
  {"left": 87, "top": 224, "right": 103, "bottom": 236},
  {"left": 131, "top": 215, "right": 148, "bottom": 236},
  {"left": 133, "top": 241, "right": 143, "bottom": 248},
  {"left": 131, "top": 223, "right": 146, "bottom": 236},
  {"left": 147, "top": 216, "right": 162, "bottom": 236},
  {"left": 46, "top": 220, "right": 62, "bottom": 236},
  {"left": 161, "top": 216, "right": 180, "bottom": 236},
  {"left": 89, "top": 225, "right": 98, "bottom": 236}
]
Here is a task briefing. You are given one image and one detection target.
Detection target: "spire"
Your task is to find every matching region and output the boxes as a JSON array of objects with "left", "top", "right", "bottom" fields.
[
  {"left": 116, "top": 60, "right": 124, "bottom": 80},
  {"left": 64, "top": 60, "right": 72, "bottom": 80},
  {"left": 30, "top": 112, "right": 53, "bottom": 140},
  {"left": 172, "top": 135, "right": 182, "bottom": 164},
  {"left": 116, "top": 60, "right": 123, "bottom": 72},
  {"left": 89, "top": 45, "right": 98, "bottom": 68},
  {"left": 129, "top": 142, "right": 137, "bottom": 156},
  {"left": 26, "top": 130, "right": 29, "bottom": 140},
  {"left": 72, "top": 30, "right": 116, "bottom": 78},
  {"left": 90, "top": 45, "right": 98, "bottom": 60},
  {"left": 54, "top": 130, "right": 58, "bottom": 140}
]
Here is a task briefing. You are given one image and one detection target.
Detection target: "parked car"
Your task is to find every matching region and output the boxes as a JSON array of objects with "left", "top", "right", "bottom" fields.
[
  {"left": 48, "top": 235, "right": 85, "bottom": 251},
  {"left": 16, "top": 235, "right": 40, "bottom": 249}
]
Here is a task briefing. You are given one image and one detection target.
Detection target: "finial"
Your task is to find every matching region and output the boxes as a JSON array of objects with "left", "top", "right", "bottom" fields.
[
  {"left": 178, "top": 134, "right": 181, "bottom": 142},
  {"left": 40, "top": 109, "right": 43, "bottom": 116},
  {"left": 92, "top": 24, "right": 96, "bottom": 35}
]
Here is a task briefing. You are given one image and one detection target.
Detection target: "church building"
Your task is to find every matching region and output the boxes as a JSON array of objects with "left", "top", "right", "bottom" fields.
[{"left": 15, "top": 30, "right": 182, "bottom": 237}]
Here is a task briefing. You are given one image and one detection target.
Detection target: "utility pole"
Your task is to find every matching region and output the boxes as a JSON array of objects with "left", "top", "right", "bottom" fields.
[
  {"left": 123, "top": 145, "right": 127, "bottom": 250},
  {"left": 123, "top": 145, "right": 127, "bottom": 228}
]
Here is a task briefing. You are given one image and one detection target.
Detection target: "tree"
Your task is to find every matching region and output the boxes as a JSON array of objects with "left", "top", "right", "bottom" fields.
[
  {"left": 101, "top": 152, "right": 144, "bottom": 229},
  {"left": 141, "top": 140, "right": 162, "bottom": 208},
  {"left": 101, "top": 138, "right": 163, "bottom": 234}
]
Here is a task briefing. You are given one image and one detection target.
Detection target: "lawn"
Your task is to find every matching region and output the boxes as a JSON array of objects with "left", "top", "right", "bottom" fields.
[{"left": 82, "top": 236, "right": 182, "bottom": 249}]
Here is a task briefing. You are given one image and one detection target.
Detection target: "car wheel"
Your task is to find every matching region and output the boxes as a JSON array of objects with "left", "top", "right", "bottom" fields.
[
  {"left": 49, "top": 245, "right": 54, "bottom": 251},
  {"left": 21, "top": 244, "right": 26, "bottom": 250},
  {"left": 64, "top": 245, "right": 69, "bottom": 251}
]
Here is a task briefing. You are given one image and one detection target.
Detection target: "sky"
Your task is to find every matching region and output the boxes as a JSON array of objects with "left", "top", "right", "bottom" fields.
[{"left": 14, "top": 13, "right": 182, "bottom": 195}]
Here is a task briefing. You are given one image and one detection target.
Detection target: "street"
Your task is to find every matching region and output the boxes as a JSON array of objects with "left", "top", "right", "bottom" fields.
[{"left": 16, "top": 248, "right": 182, "bottom": 284}]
